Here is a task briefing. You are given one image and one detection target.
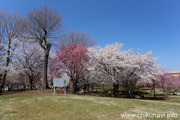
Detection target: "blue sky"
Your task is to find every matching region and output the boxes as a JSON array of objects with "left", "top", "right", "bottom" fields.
[{"left": 0, "top": 0, "right": 179, "bottom": 71}]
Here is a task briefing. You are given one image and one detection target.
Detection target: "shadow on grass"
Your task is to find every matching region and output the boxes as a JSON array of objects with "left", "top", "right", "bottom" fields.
[{"left": 77, "top": 91, "right": 171, "bottom": 100}]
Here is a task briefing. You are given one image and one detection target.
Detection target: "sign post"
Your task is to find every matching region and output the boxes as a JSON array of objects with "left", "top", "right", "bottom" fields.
[
  {"left": 53, "top": 78, "right": 69, "bottom": 95},
  {"left": 64, "top": 79, "right": 66, "bottom": 95},
  {"left": 54, "top": 86, "right": 56, "bottom": 94}
]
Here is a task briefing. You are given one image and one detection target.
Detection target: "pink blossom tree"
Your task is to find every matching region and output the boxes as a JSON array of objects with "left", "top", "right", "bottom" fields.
[
  {"left": 48, "top": 57, "right": 63, "bottom": 87},
  {"left": 178, "top": 75, "right": 180, "bottom": 88},
  {"left": 156, "top": 71, "right": 180, "bottom": 91},
  {"left": 156, "top": 73, "right": 172, "bottom": 91},
  {"left": 169, "top": 75, "right": 180, "bottom": 88},
  {"left": 50, "top": 42, "right": 88, "bottom": 94}
]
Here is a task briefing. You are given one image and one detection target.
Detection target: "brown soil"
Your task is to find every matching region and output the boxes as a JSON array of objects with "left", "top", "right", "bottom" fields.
[{"left": 1, "top": 89, "right": 71, "bottom": 95}]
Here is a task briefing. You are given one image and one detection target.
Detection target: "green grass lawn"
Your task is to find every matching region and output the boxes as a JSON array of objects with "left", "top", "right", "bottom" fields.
[{"left": 0, "top": 94, "right": 180, "bottom": 120}]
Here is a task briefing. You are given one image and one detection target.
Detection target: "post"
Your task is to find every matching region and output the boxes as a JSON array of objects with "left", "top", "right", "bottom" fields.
[
  {"left": 64, "top": 79, "right": 66, "bottom": 95},
  {"left": 64, "top": 86, "right": 66, "bottom": 95},
  {"left": 54, "top": 86, "right": 56, "bottom": 94}
]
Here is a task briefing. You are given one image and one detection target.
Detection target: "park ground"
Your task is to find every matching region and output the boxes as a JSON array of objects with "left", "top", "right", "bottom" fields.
[{"left": 0, "top": 90, "right": 180, "bottom": 120}]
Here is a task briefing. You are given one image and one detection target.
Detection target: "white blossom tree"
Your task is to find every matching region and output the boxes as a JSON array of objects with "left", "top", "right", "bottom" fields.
[
  {"left": 88, "top": 43, "right": 161, "bottom": 96},
  {"left": 13, "top": 39, "right": 44, "bottom": 90},
  {"left": 0, "top": 12, "right": 24, "bottom": 93}
]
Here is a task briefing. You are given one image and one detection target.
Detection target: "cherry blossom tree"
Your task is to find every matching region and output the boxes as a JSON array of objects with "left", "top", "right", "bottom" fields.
[
  {"left": 13, "top": 39, "right": 44, "bottom": 90},
  {"left": 88, "top": 43, "right": 161, "bottom": 97},
  {"left": 156, "top": 72, "right": 180, "bottom": 91},
  {"left": 0, "top": 12, "right": 24, "bottom": 94},
  {"left": 48, "top": 56, "right": 63, "bottom": 87},
  {"left": 50, "top": 42, "right": 88, "bottom": 94},
  {"left": 178, "top": 75, "right": 180, "bottom": 89},
  {"left": 4, "top": 71, "right": 26, "bottom": 91},
  {"left": 88, "top": 43, "right": 132, "bottom": 96},
  {"left": 155, "top": 67, "right": 171, "bottom": 91},
  {"left": 170, "top": 75, "right": 180, "bottom": 88}
]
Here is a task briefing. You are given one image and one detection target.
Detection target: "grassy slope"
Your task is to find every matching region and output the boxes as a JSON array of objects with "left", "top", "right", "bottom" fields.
[{"left": 0, "top": 94, "right": 180, "bottom": 120}]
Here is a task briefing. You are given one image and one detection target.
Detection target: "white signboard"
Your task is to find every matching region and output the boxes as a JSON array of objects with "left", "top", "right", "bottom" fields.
[
  {"left": 53, "top": 78, "right": 69, "bottom": 94},
  {"left": 53, "top": 78, "right": 68, "bottom": 87}
]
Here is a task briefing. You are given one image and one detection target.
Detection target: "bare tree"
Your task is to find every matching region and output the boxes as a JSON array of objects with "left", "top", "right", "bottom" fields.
[
  {"left": 26, "top": 6, "right": 63, "bottom": 89},
  {"left": 59, "top": 31, "right": 95, "bottom": 47},
  {"left": 0, "top": 12, "right": 24, "bottom": 94}
]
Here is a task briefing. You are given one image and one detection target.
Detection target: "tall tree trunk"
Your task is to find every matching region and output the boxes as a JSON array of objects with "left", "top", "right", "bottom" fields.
[{"left": 41, "top": 49, "right": 50, "bottom": 90}]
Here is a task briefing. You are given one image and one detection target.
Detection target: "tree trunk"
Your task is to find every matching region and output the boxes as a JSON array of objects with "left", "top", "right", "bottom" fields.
[
  {"left": 0, "top": 71, "right": 7, "bottom": 94},
  {"left": 162, "top": 85, "right": 165, "bottom": 92},
  {"left": 128, "top": 90, "right": 132, "bottom": 97},
  {"left": 102, "top": 84, "right": 104, "bottom": 92},
  {"left": 83, "top": 84, "right": 87, "bottom": 94},
  {"left": 113, "top": 83, "right": 119, "bottom": 97},
  {"left": 168, "top": 87, "right": 171, "bottom": 92},
  {"left": 116, "top": 84, "right": 119, "bottom": 96},
  {"left": 41, "top": 50, "right": 50, "bottom": 90},
  {"left": 51, "top": 78, "right": 53, "bottom": 88},
  {"left": 72, "top": 82, "right": 77, "bottom": 94},
  {"left": 113, "top": 84, "right": 115, "bottom": 96},
  {"left": 29, "top": 75, "right": 33, "bottom": 90},
  {"left": 70, "top": 81, "right": 73, "bottom": 93},
  {"left": 30, "top": 79, "right": 33, "bottom": 90},
  {"left": 23, "top": 85, "right": 26, "bottom": 90},
  {"left": 153, "top": 81, "right": 156, "bottom": 98}
]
